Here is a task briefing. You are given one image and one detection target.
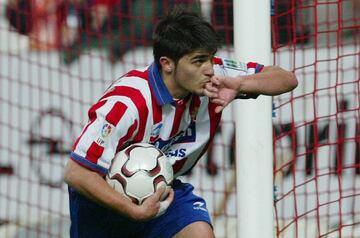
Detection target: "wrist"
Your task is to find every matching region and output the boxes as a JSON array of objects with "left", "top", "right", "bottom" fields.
[
  {"left": 125, "top": 202, "right": 141, "bottom": 220},
  {"left": 235, "top": 76, "right": 246, "bottom": 96}
]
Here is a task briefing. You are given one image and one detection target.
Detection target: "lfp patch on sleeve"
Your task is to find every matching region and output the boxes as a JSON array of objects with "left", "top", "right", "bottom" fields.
[
  {"left": 95, "top": 122, "right": 114, "bottom": 146},
  {"left": 223, "top": 59, "right": 247, "bottom": 72}
]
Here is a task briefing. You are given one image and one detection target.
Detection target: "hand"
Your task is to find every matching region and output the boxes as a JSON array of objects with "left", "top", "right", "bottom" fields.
[
  {"left": 130, "top": 186, "right": 174, "bottom": 221},
  {"left": 204, "top": 76, "right": 241, "bottom": 113}
]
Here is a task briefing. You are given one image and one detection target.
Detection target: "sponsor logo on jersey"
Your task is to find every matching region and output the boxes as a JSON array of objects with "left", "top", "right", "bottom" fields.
[
  {"left": 151, "top": 122, "right": 163, "bottom": 137},
  {"left": 154, "top": 122, "right": 196, "bottom": 152},
  {"left": 165, "top": 148, "right": 186, "bottom": 158}
]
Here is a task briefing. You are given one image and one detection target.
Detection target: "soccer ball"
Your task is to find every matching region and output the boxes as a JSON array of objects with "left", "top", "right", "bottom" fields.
[{"left": 106, "top": 142, "right": 173, "bottom": 205}]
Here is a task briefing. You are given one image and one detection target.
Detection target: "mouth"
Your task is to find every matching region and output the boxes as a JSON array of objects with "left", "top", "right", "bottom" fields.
[{"left": 203, "top": 78, "right": 211, "bottom": 84}]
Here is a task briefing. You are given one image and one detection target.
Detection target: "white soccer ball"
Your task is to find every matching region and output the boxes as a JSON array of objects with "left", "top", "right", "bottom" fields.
[{"left": 106, "top": 142, "right": 173, "bottom": 205}]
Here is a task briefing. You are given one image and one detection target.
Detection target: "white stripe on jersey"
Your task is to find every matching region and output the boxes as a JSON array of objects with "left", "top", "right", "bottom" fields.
[{"left": 158, "top": 104, "right": 177, "bottom": 139}]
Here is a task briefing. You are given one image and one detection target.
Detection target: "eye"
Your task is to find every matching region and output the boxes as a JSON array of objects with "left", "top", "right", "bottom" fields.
[
  {"left": 193, "top": 59, "right": 205, "bottom": 65},
  {"left": 194, "top": 57, "right": 213, "bottom": 66}
]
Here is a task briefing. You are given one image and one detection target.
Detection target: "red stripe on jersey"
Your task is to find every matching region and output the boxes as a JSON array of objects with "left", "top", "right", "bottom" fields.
[
  {"left": 105, "top": 101, "right": 128, "bottom": 126},
  {"left": 116, "top": 120, "right": 138, "bottom": 152},
  {"left": 125, "top": 69, "right": 148, "bottom": 79},
  {"left": 72, "top": 100, "right": 106, "bottom": 150},
  {"left": 88, "top": 100, "right": 107, "bottom": 119},
  {"left": 189, "top": 95, "right": 201, "bottom": 121},
  {"left": 247, "top": 62, "right": 264, "bottom": 72},
  {"left": 213, "top": 56, "right": 223, "bottom": 65},
  {"left": 101, "top": 86, "right": 148, "bottom": 141},
  {"left": 170, "top": 100, "right": 188, "bottom": 137},
  {"left": 99, "top": 71, "right": 147, "bottom": 102},
  {"left": 86, "top": 142, "right": 105, "bottom": 164},
  {"left": 247, "top": 62, "right": 257, "bottom": 68}
]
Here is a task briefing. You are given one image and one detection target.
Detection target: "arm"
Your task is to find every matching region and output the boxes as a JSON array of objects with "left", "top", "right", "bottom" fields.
[
  {"left": 236, "top": 66, "right": 298, "bottom": 96},
  {"left": 204, "top": 65, "right": 298, "bottom": 113},
  {"left": 64, "top": 159, "right": 174, "bottom": 221}
]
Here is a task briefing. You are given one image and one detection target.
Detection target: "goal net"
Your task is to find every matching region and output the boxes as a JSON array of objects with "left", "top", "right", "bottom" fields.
[
  {"left": 271, "top": 0, "right": 359, "bottom": 237},
  {"left": 0, "top": 0, "right": 359, "bottom": 237}
]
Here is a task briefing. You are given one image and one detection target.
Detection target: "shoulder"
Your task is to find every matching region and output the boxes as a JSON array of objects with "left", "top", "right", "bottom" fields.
[
  {"left": 102, "top": 67, "right": 151, "bottom": 101},
  {"left": 91, "top": 68, "right": 152, "bottom": 115}
]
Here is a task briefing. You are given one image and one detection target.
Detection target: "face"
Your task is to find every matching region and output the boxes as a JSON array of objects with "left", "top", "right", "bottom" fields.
[{"left": 171, "top": 50, "right": 215, "bottom": 98}]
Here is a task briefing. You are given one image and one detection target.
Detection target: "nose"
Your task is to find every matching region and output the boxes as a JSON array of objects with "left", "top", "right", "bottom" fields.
[{"left": 203, "top": 61, "right": 214, "bottom": 77}]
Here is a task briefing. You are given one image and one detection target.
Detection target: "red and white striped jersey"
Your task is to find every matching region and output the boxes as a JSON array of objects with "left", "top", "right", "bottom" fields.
[{"left": 71, "top": 57, "right": 263, "bottom": 178}]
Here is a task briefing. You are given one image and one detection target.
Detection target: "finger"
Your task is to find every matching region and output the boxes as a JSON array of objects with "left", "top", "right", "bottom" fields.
[
  {"left": 155, "top": 189, "right": 174, "bottom": 217},
  {"left": 210, "top": 76, "right": 221, "bottom": 85},
  {"left": 205, "top": 83, "right": 218, "bottom": 93},
  {"left": 210, "top": 98, "right": 225, "bottom": 105},
  {"left": 156, "top": 200, "right": 169, "bottom": 217},
  {"left": 215, "top": 105, "right": 225, "bottom": 113},
  {"left": 153, "top": 185, "right": 166, "bottom": 200},
  {"left": 203, "top": 86, "right": 219, "bottom": 97},
  {"left": 144, "top": 186, "right": 165, "bottom": 204},
  {"left": 204, "top": 89, "right": 218, "bottom": 99},
  {"left": 165, "top": 188, "right": 174, "bottom": 203}
]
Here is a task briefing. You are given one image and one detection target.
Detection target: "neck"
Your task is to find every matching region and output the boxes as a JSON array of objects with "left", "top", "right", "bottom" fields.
[{"left": 161, "top": 69, "right": 189, "bottom": 100}]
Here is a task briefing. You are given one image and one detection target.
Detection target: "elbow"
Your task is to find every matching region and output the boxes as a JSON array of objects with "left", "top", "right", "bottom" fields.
[
  {"left": 63, "top": 164, "right": 71, "bottom": 185},
  {"left": 262, "top": 66, "right": 298, "bottom": 93},
  {"left": 275, "top": 66, "right": 298, "bottom": 91},
  {"left": 275, "top": 66, "right": 298, "bottom": 92},
  {"left": 63, "top": 159, "right": 76, "bottom": 186},
  {"left": 288, "top": 72, "right": 298, "bottom": 91}
]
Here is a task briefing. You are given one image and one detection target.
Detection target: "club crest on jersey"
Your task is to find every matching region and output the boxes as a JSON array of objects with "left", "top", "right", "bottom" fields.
[{"left": 96, "top": 123, "right": 114, "bottom": 146}]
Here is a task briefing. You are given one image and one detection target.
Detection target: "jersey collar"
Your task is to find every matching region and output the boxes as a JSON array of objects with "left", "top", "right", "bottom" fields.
[{"left": 148, "top": 63, "right": 174, "bottom": 106}]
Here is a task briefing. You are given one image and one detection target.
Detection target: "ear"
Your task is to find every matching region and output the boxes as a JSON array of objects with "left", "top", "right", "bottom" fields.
[{"left": 159, "top": 57, "right": 174, "bottom": 73}]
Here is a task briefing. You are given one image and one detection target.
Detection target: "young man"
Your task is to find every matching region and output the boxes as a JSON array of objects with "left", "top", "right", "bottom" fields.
[{"left": 64, "top": 7, "right": 298, "bottom": 238}]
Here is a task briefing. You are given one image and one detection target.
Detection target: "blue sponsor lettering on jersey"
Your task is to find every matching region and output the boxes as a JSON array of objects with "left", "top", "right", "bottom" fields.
[
  {"left": 154, "top": 122, "right": 196, "bottom": 153},
  {"left": 150, "top": 122, "right": 163, "bottom": 137},
  {"left": 165, "top": 148, "right": 186, "bottom": 157}
]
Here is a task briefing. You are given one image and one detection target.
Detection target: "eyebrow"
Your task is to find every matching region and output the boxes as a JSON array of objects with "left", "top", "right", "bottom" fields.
[{"left": 190, "top": 54, "right": 212, "bottom": 61}]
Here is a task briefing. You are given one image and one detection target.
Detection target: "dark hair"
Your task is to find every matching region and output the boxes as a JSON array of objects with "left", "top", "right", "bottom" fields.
[{"left": 153, "top": 7, "right": 221, "bottom": 68}]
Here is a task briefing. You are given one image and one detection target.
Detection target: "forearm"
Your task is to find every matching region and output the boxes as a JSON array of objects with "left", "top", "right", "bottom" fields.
[
  {"left": 64, "top": 159, "right": 137, "bottom": 219},
  {"left": 238, "top": 65, "right": 298, "bottom": 96}
]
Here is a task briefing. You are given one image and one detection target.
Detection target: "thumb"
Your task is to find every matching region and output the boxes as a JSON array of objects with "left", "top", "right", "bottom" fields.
[
  {"left": 153, "top": 185, "right": 166, "bottom": 200},
  {"left": 155, "top": 189, "right": 174, "bottom": 217}
]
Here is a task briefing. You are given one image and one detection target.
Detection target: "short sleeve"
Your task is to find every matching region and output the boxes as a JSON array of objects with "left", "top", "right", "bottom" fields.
[
  {"left": 236, "top": 62, "right": 264, "bottom": 99},
  {"left": 213, "top": 57, "right": 264, "bottom": 99},
  {"left": 71, "top": 98, "right": 138, "bottom": 175}
]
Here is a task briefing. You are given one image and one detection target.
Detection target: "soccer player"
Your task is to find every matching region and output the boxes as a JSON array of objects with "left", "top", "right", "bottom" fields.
[{"left": 64, "top": 7, "right": 298, "bottom": 238}]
